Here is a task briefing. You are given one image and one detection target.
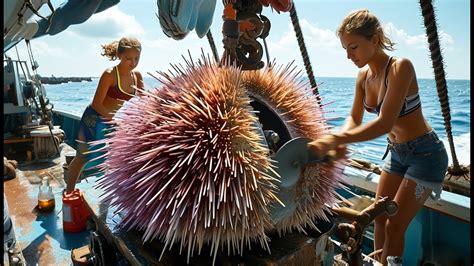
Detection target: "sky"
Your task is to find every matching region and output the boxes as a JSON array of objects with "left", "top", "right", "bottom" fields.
[{"left": 6, "top": 0, "right": 471, "bottom": 80}]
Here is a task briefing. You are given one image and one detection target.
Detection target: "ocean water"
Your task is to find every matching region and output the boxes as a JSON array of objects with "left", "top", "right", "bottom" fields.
[{"left": 44, "top": 76, "right": 470, "bottom": 166}]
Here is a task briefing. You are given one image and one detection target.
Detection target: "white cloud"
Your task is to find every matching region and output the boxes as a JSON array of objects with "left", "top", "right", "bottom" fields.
[
  {"left": 11, "top": 4, "right": 462, "bottom": 79},
  {"left": 438, "top": 30, "right": 455, "bottom": 48},
  {"left": 384, "top": 22, "right": 454, "bottom": 51},
  {"left": 265, "top": 19, "right": 346, "bottom": 69},
  {"left": 6, "top": 39, "right": 69, "bottom": 60},
  {"left": 140, "top": 33, "right": 218, "bottom": 74},
  {"left": 71, "top": 6, "right": 145, "bottom": 39},
  {"left": 384, "top": 22, "right": 425, "bottom": 48},
  {"left": 143, "top": 32, "right": 202, "bottom": 50},
  {"left": 271, "top": 19, "right": 340, "bottom": 51},
  {"left": 31, "top": 40, "right": 70, "bottom": 58},
  {"left": 263, "top": 19, "right": 459, "bottom": 78},
  {"left": 299, "top": 19, "right": 340, "bottom": 49},
  {"left": 273, "top": 20, "right": 456, "bottom": 55},
  {"left": 259, "top": 19, "right": 354, "bottom": 77}
]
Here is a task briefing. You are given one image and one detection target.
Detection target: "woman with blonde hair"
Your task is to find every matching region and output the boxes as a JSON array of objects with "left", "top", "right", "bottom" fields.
[
  {"left": 65, "top": 36, "right": 143, "bottom": 193},
  {"left": 308, "top": 9, "right": 448, "bottom": 264}
]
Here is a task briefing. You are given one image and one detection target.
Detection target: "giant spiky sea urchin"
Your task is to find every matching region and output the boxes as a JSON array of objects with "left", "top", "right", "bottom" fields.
[
  {"left": 91, "top": 54, "right": 282, "bottom": 263},
  {"left": 89, "top": 54, "right": 346, "bottom": 263}
]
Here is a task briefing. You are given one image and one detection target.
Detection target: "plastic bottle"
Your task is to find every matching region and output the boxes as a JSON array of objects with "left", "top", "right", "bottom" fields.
[
  {"left": 387, "top": 256, "right": 403, "bottom": 266},
  {"left": 38, "top": 176, "right": 55, "bottom": 212}
]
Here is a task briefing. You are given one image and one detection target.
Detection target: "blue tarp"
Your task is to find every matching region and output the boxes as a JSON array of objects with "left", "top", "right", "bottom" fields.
[
  {"left": 33, "top": 0, "right": 120, "bottom": 38},
  {"left": 4, "top": 0, "right": 120, "bottom": 52}
]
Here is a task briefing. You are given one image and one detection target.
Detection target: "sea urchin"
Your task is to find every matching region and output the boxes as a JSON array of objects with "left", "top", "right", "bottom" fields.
[{"left": 89, "top": 54, "right": 346, "bottom": 263}]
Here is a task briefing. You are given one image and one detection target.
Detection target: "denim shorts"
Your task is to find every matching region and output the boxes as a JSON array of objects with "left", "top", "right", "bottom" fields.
[{"left": 381, "top": 131, "right": 448, "bottom": 200}]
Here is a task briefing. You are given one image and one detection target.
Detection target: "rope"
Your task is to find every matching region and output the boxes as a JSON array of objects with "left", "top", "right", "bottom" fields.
[
  {"left": 262, "top": 38, "right": 271, "bottom": 67},
  {"left": 13, "top": 46, "right": 42, "bottom": 119},
  {"left": 7, "top": 0, "right": 53, "bottom": 37},
  {"left": 26, "top": 40, "right": 61, "bottom": 155},
  {"left": 289, "top": 3, "right": 319, "bottom": 98},
  {"left": 206, "top": 30, "right": 220, "bottom": 63},
  {"left": 23, "top": 0, "right": 49, "bottom": 20},
  {"left": 363, "top": 248, "right": 383, "bottom": 264},
  {"left": 419, "top": 0, "right": 469, "bottom": 179}
]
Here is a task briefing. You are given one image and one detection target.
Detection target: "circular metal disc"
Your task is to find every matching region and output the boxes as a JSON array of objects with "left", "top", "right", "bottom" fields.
[{"left": 270, "top": 137, "right": 319, "bottom": 224}]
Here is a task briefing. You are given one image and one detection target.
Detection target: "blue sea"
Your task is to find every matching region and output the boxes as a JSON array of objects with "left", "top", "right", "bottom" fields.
[{"left": 44, "top": 77, "right": 470, "bottom": 166}]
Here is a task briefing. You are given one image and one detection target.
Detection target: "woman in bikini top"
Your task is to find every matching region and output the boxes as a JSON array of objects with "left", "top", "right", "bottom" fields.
[
  {"left": 363, "top": 56, "right": 421, "bottom": 117},
  {"left": 308, "top": 9, "right": 448, "bottom": 264},
  {"left": 66, "top": 36, "right": 144, "bottom": 194},
  {"left": 106, "top": 66, "right": 137, "bottom": 101}
]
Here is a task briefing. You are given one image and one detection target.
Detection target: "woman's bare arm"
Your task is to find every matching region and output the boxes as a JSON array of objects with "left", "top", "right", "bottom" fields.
[{"left": 91, "top": 69, "right": 114, "bottom": 118}]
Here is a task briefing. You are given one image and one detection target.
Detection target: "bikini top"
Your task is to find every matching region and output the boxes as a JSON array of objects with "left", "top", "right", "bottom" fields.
[
  {"left": 363, "top": 56, "right": 421, "bottom": 117},
  {"left": 106, "top": 66, "right": 136, "bottom": 101}
]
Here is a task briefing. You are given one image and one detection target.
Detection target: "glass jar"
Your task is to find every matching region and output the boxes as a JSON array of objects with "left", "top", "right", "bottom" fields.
[{"left": 38, "top": 176, "right": 55, "bottom": 212}]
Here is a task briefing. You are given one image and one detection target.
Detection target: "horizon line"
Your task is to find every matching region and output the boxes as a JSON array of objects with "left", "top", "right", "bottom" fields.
[{"left": 76, "top": 75, "right": 470, "bottom": 81}]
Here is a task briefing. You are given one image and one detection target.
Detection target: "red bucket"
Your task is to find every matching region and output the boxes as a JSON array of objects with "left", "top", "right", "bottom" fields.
[{"left": 62, "top": 189, "right": 90, "bottom": 233}]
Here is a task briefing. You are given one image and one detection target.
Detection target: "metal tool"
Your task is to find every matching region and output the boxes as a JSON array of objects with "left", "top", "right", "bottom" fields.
[
  {"left": 269, "top": 137, "right": 335, "bottom": 224},
  {"left": 332, "top": 196, "right": 399, "bottom": 265}
]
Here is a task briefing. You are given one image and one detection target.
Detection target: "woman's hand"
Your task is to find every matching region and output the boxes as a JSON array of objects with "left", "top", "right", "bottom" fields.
[
  {"left": 334, "top": 144, "right": 348, "bottom": 160},
  {"left": 308, "top": 134, "right": 346, "bottom": 159}
]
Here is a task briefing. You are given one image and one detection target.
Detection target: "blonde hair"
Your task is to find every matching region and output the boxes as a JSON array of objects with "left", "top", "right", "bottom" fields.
[
  {"left": 337, "top": 9, "right": 395, "bottom": 51},
  {"left": 101, "top": 36, "right": 142, "bottom": 61}
]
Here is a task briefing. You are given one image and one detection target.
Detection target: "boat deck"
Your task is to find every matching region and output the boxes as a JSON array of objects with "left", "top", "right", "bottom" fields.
[
  {"left": 4, "top": 140, "right": 470, "bottom": 265},
  {"left": 4, "top": 143, "right": 338, "bottom": 265},
  {"left": 3, "top": 143, "right": 89, "bottom": 265}
]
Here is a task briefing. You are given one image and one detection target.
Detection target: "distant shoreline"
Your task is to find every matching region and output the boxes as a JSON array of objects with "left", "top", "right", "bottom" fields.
[
  {"left": 38, "top": 76, "right": 93, "bottom": 85},
  {"left": 37, "top": 75, "right": 470, "bottom": 85}
]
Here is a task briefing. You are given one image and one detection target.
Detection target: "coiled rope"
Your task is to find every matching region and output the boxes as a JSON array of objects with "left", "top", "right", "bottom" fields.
[
  {"left": 206, "top": 30, "right": 220, "bottom": 63},
  {"left": 289, "top": 2, "right": 319, "bottom": 98},
  {"left": 419, "top": 0, "right": 469, "bottom": 180}
]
